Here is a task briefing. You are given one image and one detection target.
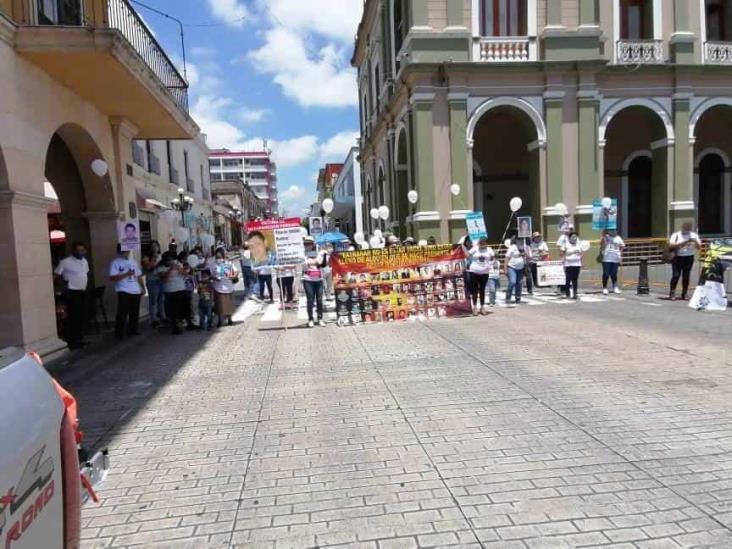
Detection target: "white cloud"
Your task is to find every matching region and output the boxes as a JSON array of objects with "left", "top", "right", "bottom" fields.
[
  {"left": 265, "top": 0, "right": 363, "bottom": 44},
  {"left": 207, "top": 0, "right": 249, "bottom": 27},
  {"left": 239, "top": 107, "right": 269, "bottom": 124},
  {"left": 279, "top": 185, "right": 305, "bottom": 202},
  {"left": 191, "top": 95, "right": 248, "bottom": 150},
  {"left": 242, "top": 135, "right": 319, "bottom": 168},
  {"left": 319, "top": 130, "right": 359, "bottom": 161}
]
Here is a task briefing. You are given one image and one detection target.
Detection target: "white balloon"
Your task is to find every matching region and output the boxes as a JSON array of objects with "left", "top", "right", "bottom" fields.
[
  {"left": 509, "top": 197, "right": 523, "bottom": 212},
  {"left": 407, "top": 190, "right": 418, "bottom": 204},
  {"left": 417, "top": 239, "right": 428, "bottom": 247},
  {"left": 378, "top": 205, "right": 390, "bottom": 220},
  {"left": 353, "top": 231, "right": 365, "bottom": 243},
  {"left": 504, "top": 239, "right": 512, "bottom": 248},
  {"left": 370, "top": 208, "right": 380, "bottom": 220},
  {"left": 175, "top": 227, "right": 189, "bottom": 243},
  {"left": 601, "top": 197, "right": 612, "bottom": 209},
  {"left": 373, "top": 229, "right": 383, "bottom": 238},
  {"left": 580, "top": 240, "right": 591, "bottom": 252},
  {"left": 450, "top": 184, "right": 461, "bottom": 196},
  {"left": 322, "top": 198, "right": 334, "bottom": 214},
  {"left": 369, "top": 235, "right": 381, "bottom": 248},
  {"left": 187, "top": 254, "right": 200, "bottom": 269},
  {"left": 91, "top": 159, "right": 108, "bottom": 177},
  {"left": 555, "top": 202, "right": 569, "bottom": 216}
]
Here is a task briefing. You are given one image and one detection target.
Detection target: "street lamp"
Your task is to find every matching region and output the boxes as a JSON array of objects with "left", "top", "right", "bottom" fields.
[{"left": 171, "top": 187, "right": 194, "bottom": 225}]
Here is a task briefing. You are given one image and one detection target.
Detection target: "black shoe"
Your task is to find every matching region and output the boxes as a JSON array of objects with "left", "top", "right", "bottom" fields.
[{"left": 228, "top": 318, "right": 233, "bottom": 326}]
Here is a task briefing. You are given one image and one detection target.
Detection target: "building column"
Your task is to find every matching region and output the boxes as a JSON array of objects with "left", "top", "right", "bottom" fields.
[
  {"left": 409, "top": 94, "right": 440, "bottom": 239},
  {"left": 671, "top": 94, "right": 695, "bottom": 230},
  {"left": 448, "top": 91, "right": 470, "bottom": 242},
  {"left": 543, "top": 92, "right": 565, "bottom": 235},
  {"left": 579, "top": 0, "right": 599, "bottom": 26},
  {"left": 577, "top": 91, "right": 600, "bottom": 237},
  {"left": 447, "top": 0, "right": 464, "bottom": 28},
  {"left": 651, "top": 144, "right": 672, "bottom": 236},
  {"left": 671, "top": 0, "right": 695, "bottom": 63},
  {"left": 409, "top": 0, "right": 429, "bottom": 28}
]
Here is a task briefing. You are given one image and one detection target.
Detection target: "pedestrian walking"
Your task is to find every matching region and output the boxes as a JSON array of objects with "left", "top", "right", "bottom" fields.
[
  {"left": 668, "top": 222, "right": 702, "bottom": 301},
  {"left": 504, "top": 235, "right": 526, "bottom": 306},
  {"left": 467, "top": 237, "right": 494, "bottom": 315},
  {"left": 53, "top": 241, "right": 90, "bottom": 349},
  {"left": 527, "top": 232, "right": 549, "bottom": 294},
  {"left": 197, "top": 269, "right": 214, "bottom": 331},
  {"left": 561, "top": 232, "right": 584, "bottom": 300},
  {"left": 600, "top": 229, "right": 625, "bottom": 295},
  {"left": 109, "top": 244, "right": 144, "bottom": 339},
  {"left": 303, "top": 236, "right": 327, "bottom": 327},
  {"left": 211, "top": 248, "right": 239, "bottom": 327},
  {"left": 158, "top": 252, "right": 187, "bottom": 335}
]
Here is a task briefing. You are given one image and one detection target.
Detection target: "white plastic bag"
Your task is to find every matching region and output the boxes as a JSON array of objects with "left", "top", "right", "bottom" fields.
[{"left": 689, "top": 282, "right": 728, "bottom": 311}]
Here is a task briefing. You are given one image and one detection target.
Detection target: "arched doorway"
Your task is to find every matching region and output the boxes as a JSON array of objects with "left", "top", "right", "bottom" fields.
[
  {"left": 394, "top": 126, "right": 410, "bottom": 237},
  {"left": 602, "top": 102, "right": 672, "bottom": 237},
  {"left": 697, "top": 152, "right": 726, "bottom": 235},
  {"left": 470, "top": 102, "right": 543, "bottom": 240},
  {"left": 44, "top": 124, "right": 116, "bottom": 343}
]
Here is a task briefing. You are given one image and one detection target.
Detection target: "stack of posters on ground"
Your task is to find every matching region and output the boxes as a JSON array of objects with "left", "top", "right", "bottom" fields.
[{"left": 330, "top": 244, "right": 470, "bottom": 324}]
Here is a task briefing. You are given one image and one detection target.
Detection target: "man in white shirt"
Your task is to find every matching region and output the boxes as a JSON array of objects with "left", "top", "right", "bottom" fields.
[
  {"left": 54, "top": 241, "right": 89, "bottom": 349},
  {"left": 109, "top": 244, "right": 144, "bottom": 339},
  {"left": 527, "top": 232, "right": 549, "bottom": 295},
  {"left": 668, "top": 222, "right": 702, "bottom": 300}
]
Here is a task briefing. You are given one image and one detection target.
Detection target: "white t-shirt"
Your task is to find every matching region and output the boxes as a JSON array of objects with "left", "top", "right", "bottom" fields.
[
  {"left": 468, "top": 246, "right": 495, "bottom": 275},
  {"left": 529, "top": 240, "right": 549, "bottom": 262},
  {"left": 109, "top": 258, "right": 143, "bottom": 294},
  {"left": 505, "top": 244, "right": 526, "bottom": 270},
  {"left": 670, "top": 231, "right": 700, "bottom": 257},
  {"left": 55, "top": 256, "right": 89, "bottom": 291},
  {"left": 563, "top": 242, "right": 583, "bottom": 267},
  {"left": 160, "top": 262, "right": 186, "bottom": 293},
  {"left": 602, "top": 235, "right": 625, "bottom": 263}
]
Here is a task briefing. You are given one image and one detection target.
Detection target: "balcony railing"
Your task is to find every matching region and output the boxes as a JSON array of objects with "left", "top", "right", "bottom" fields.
[
  {"left": 704, "top": 41, "right": 732, "bottom": 64},
  {"left": 616, "top": 39, "right": 664, "bottom": 64},
  {"left": 106, "top": 0, "right": 189, "bottom": 111},
  {"left": 479, "top": 37, "right": 532, "bottom": 62}
]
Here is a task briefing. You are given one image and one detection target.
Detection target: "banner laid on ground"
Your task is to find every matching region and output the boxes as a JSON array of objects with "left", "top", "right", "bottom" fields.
[
  {"left": 245, "top": 217, "right": 305, "bottom": 266},
  {"left": 536, "top": 260, "right": 566, "bottom": 286},
  {"left": 330, "top": 245, "right": 471, "bottom": 324},
  {"left": 466, "top": 211, "right": 488, "bottom": 241}
]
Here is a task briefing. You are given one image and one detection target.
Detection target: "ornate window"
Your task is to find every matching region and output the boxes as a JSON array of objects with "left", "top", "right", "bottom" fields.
[{"left": 479, "top": 0, "right": 527, "bottom": 36}]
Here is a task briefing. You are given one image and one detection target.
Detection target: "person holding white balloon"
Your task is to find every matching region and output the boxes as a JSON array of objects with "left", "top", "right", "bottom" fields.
[
  {"left": 302, "top": 236, "right": 328, "bottom": 328},
  {"left": 561, "top": 232, "right": 585, "bottom": 300},
  {"left": 504, "top": 235, "right": 526, "bottom": 306}
]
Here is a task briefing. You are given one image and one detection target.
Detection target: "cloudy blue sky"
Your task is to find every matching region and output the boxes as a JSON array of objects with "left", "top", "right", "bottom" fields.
[{"left": 137, "top": 0, "right": 363, "bottom": 216}]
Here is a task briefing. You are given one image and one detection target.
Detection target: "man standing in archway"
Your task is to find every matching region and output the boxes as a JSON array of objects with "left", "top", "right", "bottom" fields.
[
  {"left": 110, "top": 244, "right": 144, "bottom": 339},
  {"left": 54, "top": 242, "right": 89, "bottom": 350}
]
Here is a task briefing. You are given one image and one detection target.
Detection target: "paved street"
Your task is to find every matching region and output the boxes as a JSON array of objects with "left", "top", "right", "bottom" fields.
[{"left": 53, "top": 292, "right": 732, "bottom": 548}]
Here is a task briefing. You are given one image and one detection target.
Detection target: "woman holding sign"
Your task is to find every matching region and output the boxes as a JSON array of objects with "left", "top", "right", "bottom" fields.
[
  {"left": 302, "top": 236, "right": 328, "bottom": 328},
  {"left": 467, "top": 238, "right": 494, "bottom": 315},
  {"left": 561, "top": 232, "right": 585, "bottom": 300}
]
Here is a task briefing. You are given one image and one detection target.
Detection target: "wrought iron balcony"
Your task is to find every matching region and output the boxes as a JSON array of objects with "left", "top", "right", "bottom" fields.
[
  {"left": 479, "top": 37, "right": 533, "bottom": 62},
  {"left": 704, "top": 41, "right": 732, "bottom": 64},
  {"left": 107, "top": 0, "right": 188, "bottom": 111},
  {"left": 616, "top": 39, "right": 664, "bottom": 64}
]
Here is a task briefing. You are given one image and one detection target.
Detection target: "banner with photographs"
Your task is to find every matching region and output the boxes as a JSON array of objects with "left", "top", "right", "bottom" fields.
[
  {"left": 330, "top": 245, "right": 471, "bottom": 324},
  {"left": 245, "top": 217, "right": 305, "bottom": 266}
]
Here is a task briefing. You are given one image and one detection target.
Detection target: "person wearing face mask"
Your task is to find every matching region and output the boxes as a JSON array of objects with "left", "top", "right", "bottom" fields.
[
  {"left": 210, "top": 247, "right": 239, "bottom": 327},
  {"left": 467, "top": 237, "right": 494, "bottom": 315},
  {"left": 54, "top": 241, "right": 90, "bottom": 349},
  {"left": 504, "top": 234, "right": 526, "bottom": 306},
  {"left": 561, "top": 232, "right": 584, "bottom": 300},
  {"left": 109, "top": 244, "right": 144, "bottom": 339},
  {"left": 600, "top": 229, "right": 625, "bottom": 295}
]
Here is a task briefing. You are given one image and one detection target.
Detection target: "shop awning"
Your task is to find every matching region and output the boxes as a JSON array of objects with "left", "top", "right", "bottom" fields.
[{"left": 145, "top": 198, "right": 170, "bottom": 210}]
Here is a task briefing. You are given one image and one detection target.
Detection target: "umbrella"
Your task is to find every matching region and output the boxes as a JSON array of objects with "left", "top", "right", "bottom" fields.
[{"left": 315, "top": 231, "right": 350, "bottom": 245}]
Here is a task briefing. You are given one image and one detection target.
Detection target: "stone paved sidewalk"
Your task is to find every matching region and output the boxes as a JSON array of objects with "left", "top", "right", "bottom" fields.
[{"left": 55, "top": 296, "right": 732, "bottom": 548}]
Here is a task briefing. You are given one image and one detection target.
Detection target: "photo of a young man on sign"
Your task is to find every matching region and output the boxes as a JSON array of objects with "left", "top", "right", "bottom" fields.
[{"left": 517, "top": 216, "right": 533, "bottom": 239}]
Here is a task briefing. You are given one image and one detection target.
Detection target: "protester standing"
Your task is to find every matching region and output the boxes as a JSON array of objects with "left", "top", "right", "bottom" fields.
[
  {"left": 527, "top": 232, "right": 549, "bottom": 294},
  {"left": 142, "top": 253, "right": 164, "bottom": 327},
  {"left": 600, "top": 229, "right": 626, "bottom": 295},
  {"left": 467, "top": 238, "right": 494, "bottom": 315},
  {"left": 302, "top": 236, "right": 327, "bottom": 327},
  {"left": 197, "top": 269, "right": 214, "bottom": 330},
  {"left": 504, "top": 235, "right": 526, "bottom": 305},
  {"left": 561, "top": 232, "right": 584, "bottom": 300},
  {"left": 276, "top": 265, "right": 296, "bottom": 305},
  {"left": 54, "top": 241, "right": 89, "bottom": 349},
  {"left": 668, "top": 222, "right": 702, "bottom": 301},
  {"left": 159, "top": 252, "right": 187, "bottom": 335},
  {"left": 109, "top": 245, "right": 144, "bottom": 339},
  {"left": 211, "top": 248, "right": 239, "bottom": 327},
  {"left": 488, "top": 255, "right": 501, "bottom": 307},
  {"left": 458, "top": 235, "right": 474, "bottom": 305}
]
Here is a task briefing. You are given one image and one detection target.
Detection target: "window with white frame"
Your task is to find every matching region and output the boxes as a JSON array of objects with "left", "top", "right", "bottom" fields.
[
  {"left": 619, "top": 0, "right": 653, "bottom": 39},
  {"left": 393, "top": 0, "right": 409, "bottom": 57},
  {"left": 705, "top": 0, "right": 732, "bottom": 41},
  {"left": 479, "top": 0, "right": 527, "bottom": 36}
]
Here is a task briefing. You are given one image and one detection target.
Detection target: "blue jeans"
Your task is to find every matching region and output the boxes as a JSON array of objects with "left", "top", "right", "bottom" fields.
[
  {"left": 147, "top": 278, "right": 165, "bottom": 321},
  {"left": 602, "top": 262, "right": 619, "bottom": 289},
  {"left": 241, "top": 266, "right": 257, "bottom": 297},
  {"left": 303, "top": 280, "right": 323, "bottom": 321},
  {"left": 199, "top": 300, "right": 213, "bottom": 329},
  {"left": 488, "top": 278, "right": 499, "bottom": 305},
  {"left": 506, "top": 267, "right": 523, "bottom": 303}
]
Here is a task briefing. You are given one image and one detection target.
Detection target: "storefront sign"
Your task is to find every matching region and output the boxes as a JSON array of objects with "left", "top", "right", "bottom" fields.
[
  {"left": 536, "top": 260, "right": 566, "bottom": 286},
  {"left": 330, "top": 245, "right": 470, "bottom": 324}
]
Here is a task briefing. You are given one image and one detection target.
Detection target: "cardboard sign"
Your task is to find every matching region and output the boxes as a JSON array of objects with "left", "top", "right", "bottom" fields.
[
  {"left": 517, "top": 216, "right": 533, "bottom": 238},
  {"left": 309, "top": 216, "right": 324, "bottom": 237},
  {"left": 536, "top": 260, "right": 566, "bottom": 286},
  {"left": 592, "top": 199, "right": 618, "bottom": 231}
]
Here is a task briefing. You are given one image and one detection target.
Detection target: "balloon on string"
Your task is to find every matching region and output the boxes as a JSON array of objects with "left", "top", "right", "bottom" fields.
[
  {"left": 509, "top": 197, "right": 523, "bottom": 212},
  {"left": 579, "top": 240, "right": 591, "bottom": 252},
  {"left": 555, "top": 202, "right": 569, "bottom": 216},
  {"left": 369, "top": 235, "right": 381, "bottom": 248},
  {"left": 373, "top": 229, "right": 383, "bottom": 238},
  {"left": 601, "top": 197, "right": 612, "bottom": 209},
  {"left": 407, "top": 190, "right": 418, "bottom": 204},
  {"left": 378, "top": 205, "right": 390, "bottom": 220},
  {"left": 370, "top": 208, "right": 379, "bottom": 220},
  {"left": 322, "top": 198, "right": 334, "bottom": 214},
  {"left": 450, "top": 184, "right": 461, "bottom": 196},
  {"left": 91, "top": 159, "right": 108, "bottom": 177},
  {"left": 353, "top": 231, "right": 365, "bottom": 244}
]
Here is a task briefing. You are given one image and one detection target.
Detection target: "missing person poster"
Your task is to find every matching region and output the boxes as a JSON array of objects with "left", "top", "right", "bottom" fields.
[
  {"left": 309, "top": 216, "right": 324, "bottom": 237},
  {"left": 330, "top": 245, "right": 471, "bottom": 325},
  {"left": 536, "top": 260, "right": 566, "bottom": 286},
  {"left": 592, "top": 199, "right": 618, "bottom": 231},
  {"left": 118, "top": 219, "right": 140, "bottom": 252},
  {"left": 466, "top": 212, "right": 488, "bottom": 241},
  {"left": 246, "top": 217, "right": 305, "bottom": 266},
  {"left": 517, "top": 216, "right": 533, "bottom": 238}
]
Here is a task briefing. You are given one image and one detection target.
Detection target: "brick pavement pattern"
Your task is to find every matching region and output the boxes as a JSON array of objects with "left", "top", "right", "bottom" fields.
[{"left": 60, "top": 296, "right": 732, "bottom": 548}]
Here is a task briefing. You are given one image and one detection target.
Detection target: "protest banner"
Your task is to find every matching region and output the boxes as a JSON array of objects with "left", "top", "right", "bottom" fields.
[
  {"left": 592, "top": 199, "right": 618, "bottom": 231},
  {"left": 466, "top": 212, "right": 487, "bottom": 241},
  {"left": 536, "top": 260, "right": 566, "bottom": 286},
  {"left": 330, "top": 245, "right": 471, "bottom": 324},
  {"left": 245, "top": 217, "right": 305, "bottom": 266}
]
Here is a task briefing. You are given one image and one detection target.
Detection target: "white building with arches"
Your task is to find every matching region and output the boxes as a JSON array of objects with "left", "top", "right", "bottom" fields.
[{"left": 353, "top": 0, "right": 732, "bottom": 242}]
